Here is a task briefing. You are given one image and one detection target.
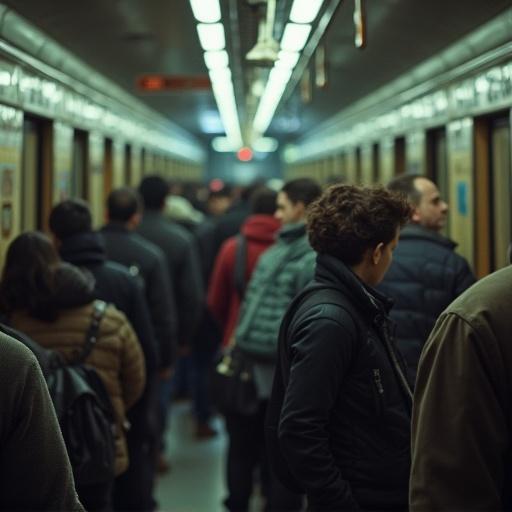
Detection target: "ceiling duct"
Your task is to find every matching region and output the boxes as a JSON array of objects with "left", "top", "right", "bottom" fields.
[{"left": 246, "top": 0, "right": 279, "bottom": 67}]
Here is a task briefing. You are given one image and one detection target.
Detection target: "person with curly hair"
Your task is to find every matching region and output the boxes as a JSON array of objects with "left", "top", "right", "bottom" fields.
[{"left": 267, "top": 184, "right": 413, "bottom": 511}]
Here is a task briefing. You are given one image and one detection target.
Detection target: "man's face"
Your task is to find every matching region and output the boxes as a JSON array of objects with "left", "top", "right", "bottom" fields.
[
  {"left": 274, "top": 191, "right": 305, "bottom": 225},
  {"left": 412, "top": 178, "right": 448, "bottom": 232}
]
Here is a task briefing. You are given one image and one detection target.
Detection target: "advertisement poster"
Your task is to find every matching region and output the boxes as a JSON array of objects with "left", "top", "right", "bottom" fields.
[{"left": 447, "top": 118, "right": 474, "bottom": 266}]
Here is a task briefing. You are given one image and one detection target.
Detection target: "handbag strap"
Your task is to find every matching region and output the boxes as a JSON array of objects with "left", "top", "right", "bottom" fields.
[
  {"left": 234, "top": 234, "right": 248, "bottom": 299},
  {"left": 74, "top": 300, "right": 107, "bottom": 364}
]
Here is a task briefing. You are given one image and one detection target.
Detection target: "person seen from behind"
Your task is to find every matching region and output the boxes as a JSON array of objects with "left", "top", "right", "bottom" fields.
[
  {"left": 378, "top": 174, "right": 475, "bottom": 385},
  {"left": 267, "top": 185, "right": 413, "bottom": 511},
  {"left": 0, "top": 232, "right": 146, "bottom": 511}
]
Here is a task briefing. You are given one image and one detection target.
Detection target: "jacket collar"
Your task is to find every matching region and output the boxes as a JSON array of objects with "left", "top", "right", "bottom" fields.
[
  {"left": 400, "top": 224, "right": 456, "bottom": 250},
  {"left": 314, "top": 253, "right": 393, "bottom": 321},
  {"left": 101, "top": 222, "right": 130, "bottom": 234},
  {"left": 241, "top": 214, "right": 281, "bottom": 243},
  {"left": 59, "top": 231, "right": 107, "bottom": 266},
  {"left": 278, "top": 222, "right": 307, "bottom": 243}
]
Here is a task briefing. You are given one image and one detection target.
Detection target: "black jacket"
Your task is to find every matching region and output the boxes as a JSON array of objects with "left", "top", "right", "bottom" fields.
[
  {"left": 378, "top": 224, "right": 476, "bottom": 384},
  {"left": 270, "top": 254, "right": 411, "bottom": 511},
  {"left": 100, "top": 223, "right": 178, "bottom": 368},
  {"left": 58, "top": 231, "right": 158, "bottom": 375},
  {"left": 137, "top": 211, "right": 203, "bottom": 347}
]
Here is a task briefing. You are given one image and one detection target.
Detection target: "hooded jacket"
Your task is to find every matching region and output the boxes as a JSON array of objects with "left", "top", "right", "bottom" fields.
[
  {"left": 59, "top": 231, "right": 158, "bottom": 374},
  {"left": 9, "top": 263, "right": 146, "bottom": 475},
  {"left": 207, "top": 214, "right": 281, "bottom": 347},
  {"left": 273, "top": 254, "right": 411, "bottom": 511},
  {"left": 411, "top": 266, "right": 512, "bottom": 511},
  {"left": 378, "top": 224, "right": 475, "bottom": 384}
]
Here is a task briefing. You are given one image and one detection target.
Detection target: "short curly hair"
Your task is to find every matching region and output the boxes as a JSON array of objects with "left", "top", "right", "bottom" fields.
[{"left": 307, "top": 184, "right": 412, "bottom": 266}]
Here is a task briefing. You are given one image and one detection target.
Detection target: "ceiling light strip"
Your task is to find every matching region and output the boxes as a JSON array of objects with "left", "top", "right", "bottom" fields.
[
  {"left": 252, "top": 0, "right": 342, "bottom": 137},
  {"left": 189, "top": 0, "right": 243, "bottom": 148}
]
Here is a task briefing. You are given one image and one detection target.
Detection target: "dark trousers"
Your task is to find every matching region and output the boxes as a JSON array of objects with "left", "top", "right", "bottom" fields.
[
  {"left": 190, "top": 344, "right": 218, "bottom": 424},
  {"left": 113, "top": 435, "right": 157, "bottom": 512},
  {"left": 224, "top": 401, "right": 303, "bottom": 512}
]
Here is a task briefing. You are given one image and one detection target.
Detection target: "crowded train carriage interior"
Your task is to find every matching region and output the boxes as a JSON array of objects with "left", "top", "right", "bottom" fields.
[{"left": 0, "top": 0, "right": 511, "bottom": 511}]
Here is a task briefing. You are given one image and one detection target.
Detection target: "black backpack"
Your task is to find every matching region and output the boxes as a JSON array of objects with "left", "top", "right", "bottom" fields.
[{"left": 1, "top": 301, "right": 117, "bottom": 487}]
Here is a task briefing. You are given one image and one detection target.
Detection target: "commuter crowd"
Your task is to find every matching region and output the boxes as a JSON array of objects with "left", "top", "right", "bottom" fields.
[{"left": 1, "top": 171, "right": 512, "bottom": 512}]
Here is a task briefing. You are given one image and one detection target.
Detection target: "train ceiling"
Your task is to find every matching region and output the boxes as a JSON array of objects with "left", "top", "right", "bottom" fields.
[{"left": 3, "top": 0, "right": 511, "bottom": 148}]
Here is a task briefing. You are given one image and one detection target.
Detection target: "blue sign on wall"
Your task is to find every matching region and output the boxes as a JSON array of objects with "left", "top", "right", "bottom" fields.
[{"left": 457, "top": 181, "right": 468, "bottom": 216}]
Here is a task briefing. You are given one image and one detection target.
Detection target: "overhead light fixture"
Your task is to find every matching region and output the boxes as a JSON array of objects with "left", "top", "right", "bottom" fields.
[
  {"left": 280, "top": 23, "right": 312, "bottom": 52},
  {"left": 197, "top": 23, "right": 226, "bottom": 51},
  {"left": 275, "top": 51, "right": 300, "bottom": 70},
  {"left": 189, "top": 0, "right": 221, "bottom": 24},
  {"left": 289, "top": 0, "right": 323, "bottom": 24},
  {"left": 204, "top": 50, "right": 229, "bottom": 70},
  {"left": 253, "top": 137, "right": 279, "bottom": 152}
]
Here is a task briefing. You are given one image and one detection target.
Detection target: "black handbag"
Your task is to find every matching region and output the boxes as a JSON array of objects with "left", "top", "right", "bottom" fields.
[{"left": 211, "top": 346, "right": 259, "bottom": 416}]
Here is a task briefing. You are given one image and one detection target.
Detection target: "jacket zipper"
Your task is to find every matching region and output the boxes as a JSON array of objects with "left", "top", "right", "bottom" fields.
[{"left": 373, "top": 368, "right": 384, "bottom": 394}]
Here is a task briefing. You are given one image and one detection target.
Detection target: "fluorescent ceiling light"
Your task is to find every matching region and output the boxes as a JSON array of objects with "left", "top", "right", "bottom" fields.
[
  {"left": 197, "top": 23, "right": 225, "bottom": 51},
  {"left": 275, "top": 51, "right": 300, "bottom": 69},
  {"left": 289, "top": 0, "right": 323, "bottom": 24},
  {"left": 212, "top": 136, "right": 237, "bottom": 152},
  {"left": 189, "top": 0, "right": 221, "bottom": 24},
  {"left": 253, "top": 137, "right": 279, "bottom": 152},
  {"left": 204, "top": 50, "right": 229, "bottom": 70},
  {"left": 280, "top": 23, "right": 312, "bottom": 52}
]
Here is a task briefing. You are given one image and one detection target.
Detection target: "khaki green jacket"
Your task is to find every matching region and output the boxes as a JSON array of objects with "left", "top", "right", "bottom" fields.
[{"left": 411, "top": 266, "right": 512, "bottom": 511}]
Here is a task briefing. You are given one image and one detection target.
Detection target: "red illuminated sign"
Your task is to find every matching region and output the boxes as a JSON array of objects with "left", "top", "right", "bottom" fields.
[{"left": 137, "top": 75, "right": 211, "bottom": 91}]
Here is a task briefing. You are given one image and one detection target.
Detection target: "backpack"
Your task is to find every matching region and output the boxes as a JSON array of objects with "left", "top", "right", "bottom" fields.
[{"left": 1, "top": 301, "right": 117, "bottom": 487}]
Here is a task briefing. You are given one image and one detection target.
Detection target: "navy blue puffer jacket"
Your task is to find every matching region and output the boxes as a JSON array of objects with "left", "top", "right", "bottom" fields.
[{"left": 378, "top": 224, "right": 476, "bottom": 386}]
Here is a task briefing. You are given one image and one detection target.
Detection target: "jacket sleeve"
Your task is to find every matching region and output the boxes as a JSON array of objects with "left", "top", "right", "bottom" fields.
[
  {"left": 411, "top": 312, "right": 508, "bottom": 511},
  {"left": 176, "top": 237, "right": 204, "bottom": 346},
  {"left": 452, "top": 257, "right": 476, "bottom": 297},
  {"left": 207, "top": 239, "right": 234, "bottom": 330},
  {"left": 279, "top": 313, "right": 360, "bottom": 510},
  {"left": 1, "top": 350, "right": 84, "bottom": 511},
  {"left": 147, "top": 253, "right": 178, "bottom": 368},
  {"left": 118, "top": 319, "right": 146, "bottom": 410},
  {"left": 127, "top": 278, "right": 159, "bottom": 375}
]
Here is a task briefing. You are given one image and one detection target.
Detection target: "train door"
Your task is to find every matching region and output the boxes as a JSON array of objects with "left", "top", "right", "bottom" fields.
[
  {"left": 490, "top": 116, "right": 511, "bottom": 270},
  {"left": 21, "top": 116, "right": 52, "bottom": 231},
  {"left": 125, "top": 145, "right": 132, "bottom": 186},
  {"left": 372, "top": 143, "right": 380, "bottom": 183},
  {"left": 103, "top": 138, "right": 113, "bottom": 205},
  {"left": 427, "top": 127, "right": 449, "bottom": 234},
  {"left": 474, "top": 111, "right": 512, "bottom": 275},
  {"left": 72, "top": 129, "right": 88, "bottom": 199},
  {"left": 394, "top": 136, "right": 406, "bottom": 176}
]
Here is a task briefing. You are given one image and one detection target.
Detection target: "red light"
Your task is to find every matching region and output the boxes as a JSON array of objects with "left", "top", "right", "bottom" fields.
[
  {"left": 237, "top": 147, "right": 253, "bottom": 162},
  {"left": 210, "top": 179, "right": 224, "bottom": 192}
]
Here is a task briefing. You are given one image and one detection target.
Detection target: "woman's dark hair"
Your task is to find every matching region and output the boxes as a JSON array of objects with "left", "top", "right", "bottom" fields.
[
  {"left": 307, "top": 184, "right": 412, "bottom": 266},
  {"left": 0, "top": 231, "right": 61, "bottom": 321}
]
